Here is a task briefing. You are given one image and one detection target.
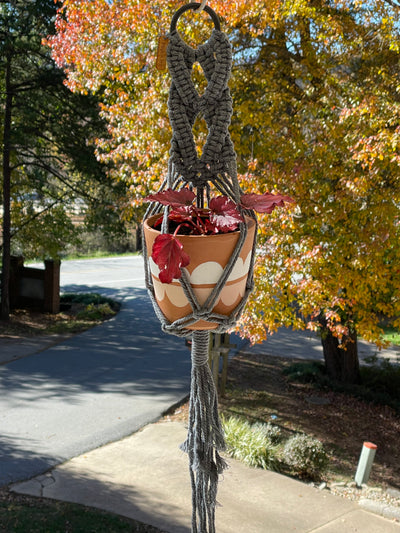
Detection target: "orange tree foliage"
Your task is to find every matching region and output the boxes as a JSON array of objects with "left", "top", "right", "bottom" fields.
[{"left": 48, "top": 0, "right": 400, "bottom": 346}]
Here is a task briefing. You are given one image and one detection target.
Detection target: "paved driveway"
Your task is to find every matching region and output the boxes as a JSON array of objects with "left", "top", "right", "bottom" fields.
[{"left": 0, "top": 256, "right": 191, "bottom": 486}]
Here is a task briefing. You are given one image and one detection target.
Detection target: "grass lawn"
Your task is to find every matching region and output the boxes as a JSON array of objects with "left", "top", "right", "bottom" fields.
[
  {"left": 382, "top": 326, "right": 400, "bottom": 346},
  {"left": 60, "top": 251, "right": 139, "bottom": 261},
  {"left": 0, "top": 489, "right": 162, "bottom": 533}
]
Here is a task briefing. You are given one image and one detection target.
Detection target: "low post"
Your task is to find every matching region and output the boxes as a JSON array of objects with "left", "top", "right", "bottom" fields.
[
  {"left": 44, "top": 259, "right": 61, "bottom": 313},
  {"left": 208, "top": 333, "right": 236, "bottom": 395},
  {"left": 9, "top": 256, "right": 24, "bottom": 309},
  {"left": 355, "top": 441, "right": 377, "bottom": 487}
]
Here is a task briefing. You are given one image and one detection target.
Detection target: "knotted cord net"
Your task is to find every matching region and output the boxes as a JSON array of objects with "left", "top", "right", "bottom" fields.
[{"left": 142, "top": 5, "right": 257, "bottom": 532}]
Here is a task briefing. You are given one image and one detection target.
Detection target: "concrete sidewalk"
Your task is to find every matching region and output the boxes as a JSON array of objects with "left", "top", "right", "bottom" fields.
[{"left": 11, "top": 420, "right": 400, "bottom": 533}]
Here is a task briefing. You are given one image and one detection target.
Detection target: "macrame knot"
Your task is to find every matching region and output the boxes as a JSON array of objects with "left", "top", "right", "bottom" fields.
[
  {"left": 167, "top": 29, "right": 235, "bottom": 187},
  {"left": 191, "top": 330, "right": 209, "bottom": 367}
]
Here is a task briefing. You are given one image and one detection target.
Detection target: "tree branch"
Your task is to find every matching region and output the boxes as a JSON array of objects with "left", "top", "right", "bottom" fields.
[
  {"left": 382, "top": 0, "right": 400, "bottom": 8},
  {"left": 13, "top": 149, "right": 98, "bottom": 202}
]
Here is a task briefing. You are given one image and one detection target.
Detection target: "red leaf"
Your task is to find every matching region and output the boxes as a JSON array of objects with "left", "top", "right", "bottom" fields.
[
  {"left": 168, "top": 205, "right": 196, "bottom": 224},
  {"left": 209, "top": 196, "right": 243, "bottom": 232},
  {"left": 204, "top": 218, "right": 219, "bottom": 234},
  {"left": 144, "top": 188, "right": 195, "bottom": 207},
  {"left": 152, "top": 214, "right": 164, "bottom": 230},
  {"left": 151, "top": 234, "right": 190, "bottom": 283},
  {"left": 240, "top": 192, "right": 294, "bottom": 213}
]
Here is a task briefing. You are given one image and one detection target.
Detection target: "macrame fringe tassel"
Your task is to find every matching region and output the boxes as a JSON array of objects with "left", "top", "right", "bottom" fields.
[{"left": 180, "top": 330, "right": 228, "bottom": 533}]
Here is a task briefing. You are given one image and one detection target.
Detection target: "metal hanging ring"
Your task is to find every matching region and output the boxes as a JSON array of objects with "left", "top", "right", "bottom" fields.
[{"left": 170, "top": 2, "right": 221, "bottom": 33}]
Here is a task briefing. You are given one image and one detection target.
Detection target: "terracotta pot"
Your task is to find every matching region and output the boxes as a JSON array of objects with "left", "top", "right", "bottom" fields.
[{"left": 143, "top": 214, "right": 256, "bottom": 330}]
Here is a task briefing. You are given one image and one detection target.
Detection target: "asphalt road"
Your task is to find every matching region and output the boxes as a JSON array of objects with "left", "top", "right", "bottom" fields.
[
  {"left": 0, "top": 255, "right": 192, "bottom": 486},
  {"left": 60, "top": 255, "right": 147, "bottom": 295}
]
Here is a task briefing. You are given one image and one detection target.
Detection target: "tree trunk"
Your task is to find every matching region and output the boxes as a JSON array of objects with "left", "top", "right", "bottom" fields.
[
  {"left": 320, "top": 317, "right": 361, "bottom": 385},
  {"left": 1, "top": 52, "right": 12, "bottom": 321},
  {"left": 135, "top": 224, "right": 142, "bottom": 252}
]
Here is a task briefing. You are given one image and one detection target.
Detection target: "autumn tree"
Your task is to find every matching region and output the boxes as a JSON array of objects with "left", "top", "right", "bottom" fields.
[
  {"left": 48, "top": 0, "right": 400, "bottom": 383},
  {"left": 229, "top": 0, "right": 400, "bottom": 384}
]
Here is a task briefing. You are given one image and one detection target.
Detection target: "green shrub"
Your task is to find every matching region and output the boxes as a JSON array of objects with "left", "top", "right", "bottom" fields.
[
  {"left": 360, "top": 360, "right": 400, "bottom": 402},
  {"left": 63, "top": 228, "right": 138, "bottom": 258},
  {"left": 61, "top": 292, "right": 113, "bottom": 306},
  {"left": 283, "top": 434, "right": 328, "bottom": 478},
  {"left": 222, "top": 416, "right": 280, "bottom": 471},
  {"left": 60, "top": 293, "right": 120, "bottom": 322},
  {"left": 382, "top": 326, "right": 400, "bottom": 346},
  {"left": 76, "top": 303, "right": 116, "bottom": 321},
  {"left": 283, "top": 361, "right": 327, "bottom": 384}
]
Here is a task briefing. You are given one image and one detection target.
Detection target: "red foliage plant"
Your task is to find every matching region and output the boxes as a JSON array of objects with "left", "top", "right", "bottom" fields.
[{"left": 144, "top": 188, "right": 294, "bottom": 283}]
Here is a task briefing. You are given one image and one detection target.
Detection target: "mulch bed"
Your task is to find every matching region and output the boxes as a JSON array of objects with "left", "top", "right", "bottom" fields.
[{"left": 220, "top": 351, "right": 400, "bottom": 489}]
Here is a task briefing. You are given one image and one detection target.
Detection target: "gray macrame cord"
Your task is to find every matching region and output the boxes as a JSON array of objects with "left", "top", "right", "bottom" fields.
[{"left": 142, "top": 5, "right": 258, "bottom": 533}]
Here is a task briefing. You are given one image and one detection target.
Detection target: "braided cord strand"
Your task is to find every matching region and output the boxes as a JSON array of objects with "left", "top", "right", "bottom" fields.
[
  {"left": 142, "top": 6, "right": 258, "bottom": 532},
  {"left": 180, "top": 330, "right": 227, "bottom": 533}
]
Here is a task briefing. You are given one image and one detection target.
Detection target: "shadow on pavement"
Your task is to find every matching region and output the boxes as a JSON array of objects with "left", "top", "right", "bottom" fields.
[
  {"left": 0, "top": 437, "right": 63, "bottom": 486},
  {"left": 0, "top": 287, "right": 191, "bottom": 486},
  {"left": 0, "top": 288, "right": 191, "bottom": 396}
]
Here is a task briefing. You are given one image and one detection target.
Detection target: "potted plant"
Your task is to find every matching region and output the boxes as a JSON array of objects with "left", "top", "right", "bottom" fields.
[{"left": 143, "top": 187, "right": 293, "bottom": 330}]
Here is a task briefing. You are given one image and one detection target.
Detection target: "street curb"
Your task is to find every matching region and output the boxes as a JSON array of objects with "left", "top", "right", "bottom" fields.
[{"left": 359, "top": 499, "right": 400, "bottom": 521}]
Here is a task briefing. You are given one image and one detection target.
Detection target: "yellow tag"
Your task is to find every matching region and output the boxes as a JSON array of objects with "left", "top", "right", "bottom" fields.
[{"left": 156, "top": 35, "right": 169, "bottom": 71}]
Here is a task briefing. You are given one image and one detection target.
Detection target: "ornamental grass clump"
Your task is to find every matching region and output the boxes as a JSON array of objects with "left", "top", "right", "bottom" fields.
[
  {"left": 283, "top": 433, "right": 328, "bottom": 478},
  {"left": 252, "top": 421, "right": 282, "bottom": 444},
  {"left": 222, "top": 416, "right": 281, "bottom": 471}
]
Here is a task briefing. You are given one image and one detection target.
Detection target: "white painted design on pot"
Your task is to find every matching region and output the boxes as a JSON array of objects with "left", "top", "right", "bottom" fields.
[
  {"left": 190, "top": 254, "right": 252, "bottom": 285},
  {"left": 219, "top": 277, "right": 247, "bottom": 306},
  {"left": 150, "top": 253, "right": 252, "bottom": 284},
  {"left": 150, "top": 252, "right": 252, "bottom": 309},
  {"left": 153, "top": 278, "right": 187, "bottom": 307},
  {"left": 190, "top": 262, "right": 223, "bottom": 284},
  {"left": 226, "top": 253, "right": 252, "bottom": 282}
]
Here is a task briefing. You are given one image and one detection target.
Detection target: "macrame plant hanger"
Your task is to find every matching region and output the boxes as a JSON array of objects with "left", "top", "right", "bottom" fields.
[{"left": 143, "top": 3, "right": 257, "bottom": 532}]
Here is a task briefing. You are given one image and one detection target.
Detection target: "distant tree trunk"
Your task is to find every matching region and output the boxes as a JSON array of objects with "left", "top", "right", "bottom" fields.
[
  {"left": 1, "top": 52, "right": 12, "bottom": 321},
  {"left": 136, "top": 224, "right": 142, "bottom": 252},
  {"left": 319, "top": 315, "right": 361, "bottom": 384}
]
